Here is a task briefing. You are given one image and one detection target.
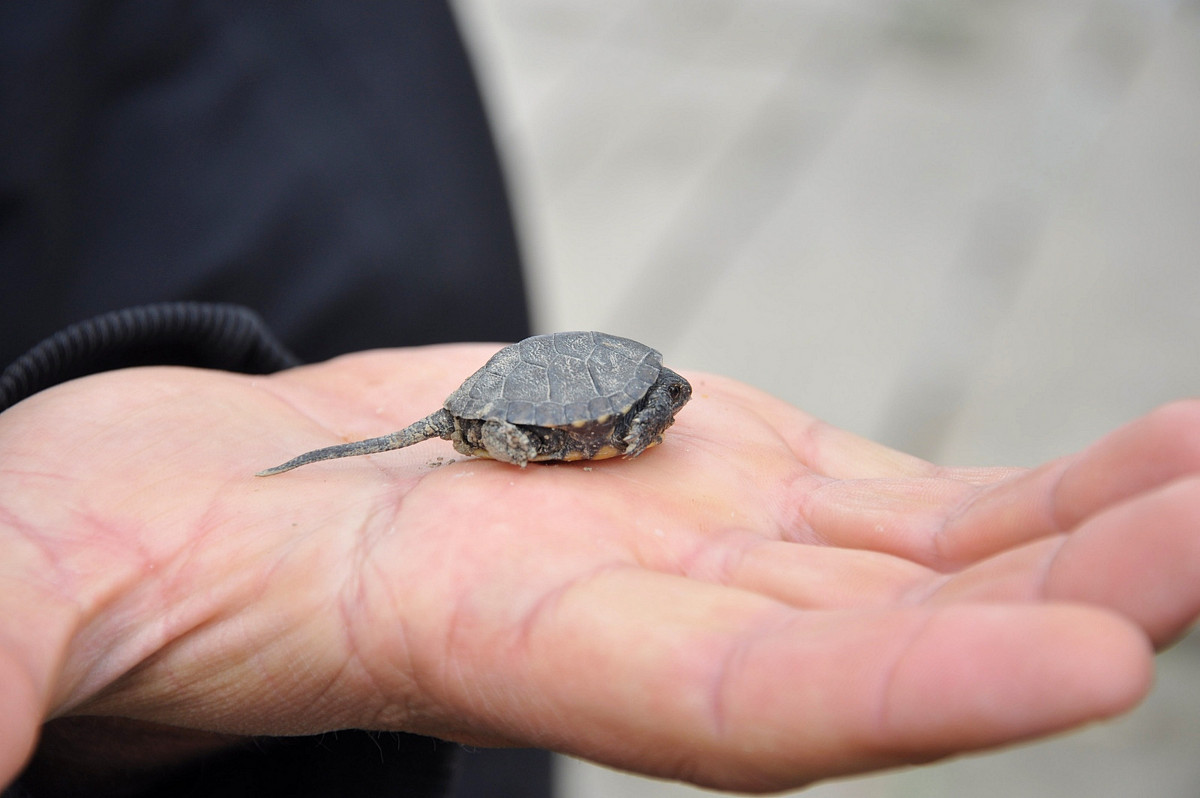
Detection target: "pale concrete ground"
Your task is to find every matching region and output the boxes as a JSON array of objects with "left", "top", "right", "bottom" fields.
[{"left": 449, "top": 1, "right": 1200, "bottom": 795}]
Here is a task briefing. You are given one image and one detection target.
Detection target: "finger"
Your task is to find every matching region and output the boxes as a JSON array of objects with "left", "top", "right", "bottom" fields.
[
  {"left": 639, "top": 532, "right": 930, "bottom": 610},
  {"left": 936, "top": 401, "right": 1200, "bottom": 565},
  {"left": 787, "top": 473, "right": 985, "bottom": 567},
  {"left": 907, "top": 478, "right": 1200, "bottom": 647},
  {"left": 1046, "top": 475, "right": 1200, "bottom": 646},
  {"left": 439, "top": 568, "right": 1151, "bottom": 792},
  {"left": 1053, "top": 401, "right": 1200, "bottom": 529}
]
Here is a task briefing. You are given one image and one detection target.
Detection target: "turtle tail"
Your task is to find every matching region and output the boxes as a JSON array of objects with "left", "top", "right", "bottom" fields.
[{"left": 256, "top": 409, "right": 455, "bottom": 476}]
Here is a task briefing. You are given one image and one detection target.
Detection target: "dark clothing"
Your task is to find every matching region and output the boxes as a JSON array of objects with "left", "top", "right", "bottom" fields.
[
  {"left": 0, "top": 1, "right": 529, "bottom": 365},
  {"left": 14, "top": 727, "right": 457, "bottom": 798},
  {"left": 1, "top": 2, "right": 548, "bottom": 796},
  {"left": 0, "top": 302, "right": 299, "bottom": 410}
]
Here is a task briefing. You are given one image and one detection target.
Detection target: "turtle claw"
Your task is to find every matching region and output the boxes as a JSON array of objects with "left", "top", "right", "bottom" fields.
[{"left": 622, "top": 431, "right": 661, "bottom": 459}]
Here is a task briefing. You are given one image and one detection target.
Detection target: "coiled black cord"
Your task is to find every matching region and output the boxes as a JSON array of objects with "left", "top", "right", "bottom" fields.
[{"left": 0, "top": 302, "right": 301, "bottom": 412}]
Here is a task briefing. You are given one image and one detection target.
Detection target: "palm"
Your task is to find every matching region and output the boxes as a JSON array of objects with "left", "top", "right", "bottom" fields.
[{"left": 4, "top": 344, "right": 1199, "bottom": 792}]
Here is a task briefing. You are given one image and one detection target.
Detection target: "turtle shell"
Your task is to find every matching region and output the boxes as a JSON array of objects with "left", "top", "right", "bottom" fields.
[{"left": 444, "top": 331, "right": 663, "bottom": 428}]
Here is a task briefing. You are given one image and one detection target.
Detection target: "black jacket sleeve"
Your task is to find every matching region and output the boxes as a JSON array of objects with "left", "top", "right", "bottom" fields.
[
  {"left": 12, "top": 727, "right": 459, "bottom": 798},
  {"left": 0, "top": 302, "right": 298, "bottom": 412}
]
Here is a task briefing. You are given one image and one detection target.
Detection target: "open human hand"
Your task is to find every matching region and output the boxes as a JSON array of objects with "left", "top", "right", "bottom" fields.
[{"left": 1, "top": 343, "right": 1198, "bottom": 792}]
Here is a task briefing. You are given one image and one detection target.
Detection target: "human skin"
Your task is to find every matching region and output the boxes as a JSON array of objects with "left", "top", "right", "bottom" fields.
[{"left": 1, "top": 343, "right": 1198, "bottom": 792}]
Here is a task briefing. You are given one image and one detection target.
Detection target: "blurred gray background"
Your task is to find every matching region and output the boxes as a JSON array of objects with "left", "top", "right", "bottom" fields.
[{"left": 450, "top": 1, "right": 1200, "bottom": 795}]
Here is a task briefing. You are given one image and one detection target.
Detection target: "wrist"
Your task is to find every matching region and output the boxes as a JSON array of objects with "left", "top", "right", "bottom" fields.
[
  {"left": 0, "top": 389, "right": 157, "bottom": 719},
  {"left": 0, "top": 485, "right": 125, "bottom": 722},
  {"left": 0, "top": 386, "right": 240, "bottom": 788},
  {"left": 0, "top": 495, "right": 89, "bottom": 784}
]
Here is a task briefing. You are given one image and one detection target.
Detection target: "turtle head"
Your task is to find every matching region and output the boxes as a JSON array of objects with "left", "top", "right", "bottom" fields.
[
  {"left": 658, "top": 367, "right": 692, "bottom": 416},
  {"left": 619, "top": 365, "right": 692, "bottom": 458}
]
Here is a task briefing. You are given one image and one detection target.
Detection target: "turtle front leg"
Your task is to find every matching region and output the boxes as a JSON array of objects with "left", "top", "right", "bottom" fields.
[
  {"left": 478, "top": 419, "right": 539, "bottom": 467},
  {"left": 622, "top": 367, "right": 692, "bottom": 458}
]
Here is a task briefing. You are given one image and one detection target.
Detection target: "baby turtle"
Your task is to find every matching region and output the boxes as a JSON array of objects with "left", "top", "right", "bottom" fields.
[{"left": 257, "top": 331, "right": 691, "bottom": 475}]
